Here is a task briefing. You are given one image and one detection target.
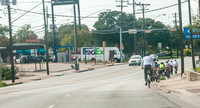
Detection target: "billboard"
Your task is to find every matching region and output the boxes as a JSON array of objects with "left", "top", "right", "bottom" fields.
[
  {"left": 184, "top": 27, "right": 200, "bottom": 39},
  {"left": 51, "top": 0, "right": 78, "bottom": 5}
]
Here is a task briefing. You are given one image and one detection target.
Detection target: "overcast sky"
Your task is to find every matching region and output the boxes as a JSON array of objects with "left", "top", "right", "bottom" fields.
[{"left": 0, "top": 0, "right": 199, "bottom": 38}]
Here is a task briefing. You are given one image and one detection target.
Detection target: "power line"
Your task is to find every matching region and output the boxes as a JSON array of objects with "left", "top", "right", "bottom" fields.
[
  {"left": 12, "top": 3, "right": 42, "bottom": 23},
  {"left": 135, "top": 1, "right": 187, "bottom": 14}
]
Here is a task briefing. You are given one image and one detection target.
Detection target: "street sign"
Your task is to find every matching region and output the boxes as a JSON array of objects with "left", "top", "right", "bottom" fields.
[
  {"left": 184, "top": 27, "right": 200, "bottom": 39},
  {"left": 120, "top": 43, "right": 124, "bottom": 50},
  {"left": 0, "top": 0, "right": 9, "bottom": 6},
  {"left": 128, "top": 29, "right": 137, "bottom": 34},
  {"left": 51, "top": 0, "right": 78, "bottom": 5},
  {"left": 145, "top": 30, "right": 151, "bottom": 33},
  {"left": 26, "top": 39, "right": 40, "bottom": 42}
]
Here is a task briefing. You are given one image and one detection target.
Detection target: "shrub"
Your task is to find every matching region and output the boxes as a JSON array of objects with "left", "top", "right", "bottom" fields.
[
  {"left": 184, "top": 48, "right": 192, "bottom": 56},
  {"left": 0, "top": 82, "right": 8, "bottom": 88},
  {"left": 160, "top": 76, "right": 166, "bottom": 80},
  {"left": 0, "top": 66, "right": 18, "bottom": 80}
]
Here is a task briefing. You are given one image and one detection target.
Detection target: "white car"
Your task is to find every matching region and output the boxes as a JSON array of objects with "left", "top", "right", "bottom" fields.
[
  {"left": 128, "top": 55, "right": 142, "bottom": 66},
  {"left": 150, "top": 54, "right": 158, "bottom": 61}
]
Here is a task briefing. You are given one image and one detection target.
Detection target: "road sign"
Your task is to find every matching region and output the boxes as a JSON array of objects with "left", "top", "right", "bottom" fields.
[
  {"left": 145, "top": 30, "right": 151, "bottom": 33},
  {"left": 0, "top": 0, "right": 8, "bottom": 6},
  {"left": 26, "top": 39, "right": 40, "bottom": 42},
  {"left": 120, "top": 43, "right": 124, "bottom": 50},
  {"left": 103, "top": 41, "right": 106, "bottom": 48},
  {"left": 184, "top": 27, "right": 200, "bottom": 39},
  {"left": 128, "top": 29, "right": 137, "bottom": 34},
  {"left": 51, "top": 0, "right": 78, "bottom": 5}
]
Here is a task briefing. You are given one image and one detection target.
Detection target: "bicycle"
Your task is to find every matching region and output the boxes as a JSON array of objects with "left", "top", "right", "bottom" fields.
[{"left": 146, "top": 69, "right": 152, "bottom": 88}]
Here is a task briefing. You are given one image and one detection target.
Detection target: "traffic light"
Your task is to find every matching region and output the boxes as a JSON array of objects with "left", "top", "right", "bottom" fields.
[{"left": 103, "top": 41, "right": 106, "bottom": 48}]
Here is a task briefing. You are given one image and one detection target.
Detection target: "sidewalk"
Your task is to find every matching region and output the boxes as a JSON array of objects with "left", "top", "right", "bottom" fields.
[
  {"left": 156, "top": 72, "right": 200, "bottom": 107},
  {"left": 2, "top": 62, "right": 117, "bottom": 85}
]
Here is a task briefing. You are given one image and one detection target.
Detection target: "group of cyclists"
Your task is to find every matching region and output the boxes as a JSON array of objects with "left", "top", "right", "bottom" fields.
[{"left": 141, "top": 52, "right": 178, "bottom": 86}]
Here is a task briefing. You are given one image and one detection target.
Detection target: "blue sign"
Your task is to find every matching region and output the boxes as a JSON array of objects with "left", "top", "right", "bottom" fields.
[{"left": 184, "top": 27, "right": 200, "bottom": 39}]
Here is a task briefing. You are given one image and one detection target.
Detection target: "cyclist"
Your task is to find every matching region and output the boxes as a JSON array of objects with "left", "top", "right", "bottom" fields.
[
  {"left": 174, "top": 60, "right": 178, "bottom": 74},
  {"left": 165, "top": 61, "right": 171, "bottom": 78},
  {"left": 159, "top": 62, "right": 165, "bottom": 78},
  {"left": 152, "top": 61, "right": 159, "bottom": 81},
  {"left": 141, "top": 52, "right": 153, "bottom": 86}
]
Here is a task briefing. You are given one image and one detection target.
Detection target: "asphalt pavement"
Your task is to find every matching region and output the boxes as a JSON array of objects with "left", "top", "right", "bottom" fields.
[{"left": 0, "top": 57, "right": 199, "bottom": 108}]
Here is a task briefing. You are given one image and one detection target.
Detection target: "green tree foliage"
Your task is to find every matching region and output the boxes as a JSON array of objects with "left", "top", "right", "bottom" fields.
[
  {"left": 60, "top": 25, "right": 93, "bottom": 51},
  {"left": 13, "top": 24, "right": 35, "bottom": 43},
  {"left": 0, "top": 24, "right": 8, "bottom": 38},
  {"left": 93, "top": 11, "right": 168, "bottom": 56}
]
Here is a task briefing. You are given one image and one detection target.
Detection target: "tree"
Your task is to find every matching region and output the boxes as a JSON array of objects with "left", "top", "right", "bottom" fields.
[
  {"left": 60, "top": 25, "right": 93, "bottom": 52},
  {"left": 13, "top": 24, "right": 35, "bottom": 43},
  {"left": 93, "top": 11, "right": 169, "bottom": 56},
  {"left": 0, "top": 24, "right": 8, "bottom": 38}
]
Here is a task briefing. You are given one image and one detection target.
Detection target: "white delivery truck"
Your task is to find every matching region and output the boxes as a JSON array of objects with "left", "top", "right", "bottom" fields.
[{"left": 81, "top": 47, "right": 121, "bottom": 62}]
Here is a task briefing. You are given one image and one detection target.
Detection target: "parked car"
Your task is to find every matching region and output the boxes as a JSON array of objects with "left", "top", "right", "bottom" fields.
[
  {"left": 41, "top": 55, "right": 52, "bottom": 62},
  {"left": 128, "top": 55, "right": 142, "bottom": 66},
  {"left": 19, "top": 55, "right": 41, "bottom": 63},
  {"left": 156, "top": 53, "right": 165, "bottom": 57},
  {"left": 150, "top": 54, "right": 158, "bottom": 61}
]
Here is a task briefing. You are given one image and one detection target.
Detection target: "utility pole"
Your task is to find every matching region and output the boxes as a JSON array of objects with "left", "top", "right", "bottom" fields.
[
  {"left": 73, "top": 0, "right": 79, "bottom": 70},
  {"left": 42, "top": 1, "right": 50, "bottom": 75},
  {"left": 120, "top": 0, "right": 123, "bottom": 62},
  {"left": 8, "top": 1, "right": 15, "bottom": 83},
  {"left": 132, "top": 0, "right": 136, "bottom": 54},
  {"left": 77, "top": 0, "right": 81, "bottom": 30},
  {"left": 1, "top": 0, "right": 16, "bottom": 83},
  {"left": 136, "top": 2, "right": 150, "bottom": 57},
  {"left": 127, "top": 0, "right": 137, "bottom": 54},
  {"left": 188, "top": 0, "right": 196, "bottom": 70},
  {"left": 172, "top": 12, "right": 179, "bottom": 58},
  {"left": 199, "top": 0, "right": 200, "bottom": 15},
  {"left": 116, "top": 0, "right": 128, "bottom": 62},
  {"left": 178, "top": 0, "right": 184, "bottom": 77}
]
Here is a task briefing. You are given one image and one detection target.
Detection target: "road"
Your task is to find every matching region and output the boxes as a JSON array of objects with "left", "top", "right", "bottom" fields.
[{"left": 0, "top": 57, "right": 198, "bottom": 108}]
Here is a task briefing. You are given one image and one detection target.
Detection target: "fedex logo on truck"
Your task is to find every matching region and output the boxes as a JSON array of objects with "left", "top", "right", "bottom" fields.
[{"left": 83, "top": 48, "right": 104, "bottom": 55}]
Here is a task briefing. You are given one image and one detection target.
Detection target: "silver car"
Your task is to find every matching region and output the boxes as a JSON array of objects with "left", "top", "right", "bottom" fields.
[
  {"left": 128, "top": 55, "right": 142, "bottom": 66},
  {"left": 150, "top": 54, "right": 158, "bottom": 61}
]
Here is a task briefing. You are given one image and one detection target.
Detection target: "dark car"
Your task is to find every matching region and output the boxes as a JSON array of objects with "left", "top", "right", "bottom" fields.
[
  {"left": 156, "top": 53, "right": 165, "bottom": 57},
  {"left": 19, "top": 55, "right": 41, "bottom": 63}
]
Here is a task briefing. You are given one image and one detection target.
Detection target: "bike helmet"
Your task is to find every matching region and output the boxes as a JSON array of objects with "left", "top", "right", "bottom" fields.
[{"left": 145, "top": 51, "right": 150, "bottom": 56}]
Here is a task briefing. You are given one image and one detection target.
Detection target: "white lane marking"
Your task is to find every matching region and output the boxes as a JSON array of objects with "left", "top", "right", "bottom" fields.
[
  {"left": 48, "top": 105, "right": 55, "bottom": 108},
  {"left": 65, "top": 94, "right": 70, "bottom": 97}
]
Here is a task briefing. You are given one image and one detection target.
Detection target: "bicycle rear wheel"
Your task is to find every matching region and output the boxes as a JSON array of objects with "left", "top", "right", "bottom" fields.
[{"left": 148, "top": 80, "right": 150, "bottom": 88}]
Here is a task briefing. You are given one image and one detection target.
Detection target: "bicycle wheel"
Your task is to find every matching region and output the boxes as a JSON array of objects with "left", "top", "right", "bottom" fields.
[{"left": 148, "top": 79, "right": 150, "bottom": 88}]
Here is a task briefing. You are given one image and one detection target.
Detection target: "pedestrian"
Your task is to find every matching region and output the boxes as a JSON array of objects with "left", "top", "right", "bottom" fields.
[
  {"left": 13, "top": 55, "right": 16, "bottom": 63},
  {"left": 170, "top": 61, "right": 173, "bottom": 75},
  {"left": 174, "top": 60, "right": 178, "bottom": 74},
  {"left": 165, "top": 61, "right": 171, "bottom": 78}
]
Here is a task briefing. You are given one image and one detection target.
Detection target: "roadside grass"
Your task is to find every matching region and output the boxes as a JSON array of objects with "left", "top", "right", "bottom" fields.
[
  {"left": 0, "top": 82, "right": 8, "bottom": 88},
  {"left": 159, "top": 56, "right": 178, "bottom": 60},
  {"left": 157, "top": 76, "right": 166, "bottom": 83},
  {"left": 196, "top": 66, "right": 200, "bottom": 72}
]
